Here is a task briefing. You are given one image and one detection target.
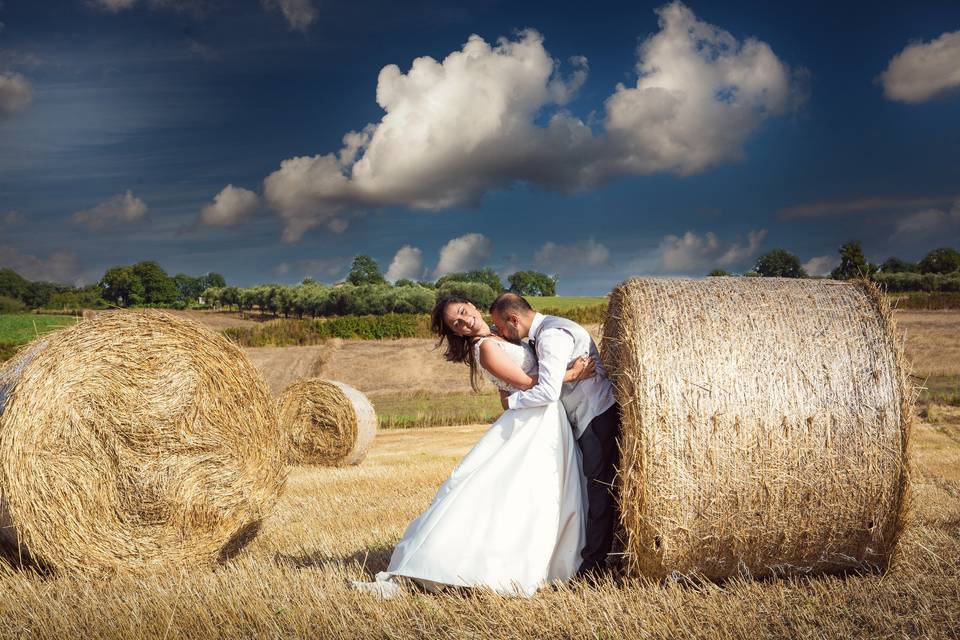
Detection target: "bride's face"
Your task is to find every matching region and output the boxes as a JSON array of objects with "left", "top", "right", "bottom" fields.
[{"left": 443, "top": 301, "right": 488, "bottom": 337}]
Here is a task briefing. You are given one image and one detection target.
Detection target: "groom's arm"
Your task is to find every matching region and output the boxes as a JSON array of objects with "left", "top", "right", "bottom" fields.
[{"left": 507, "top": 328, "right": 575, "bottom": 409}]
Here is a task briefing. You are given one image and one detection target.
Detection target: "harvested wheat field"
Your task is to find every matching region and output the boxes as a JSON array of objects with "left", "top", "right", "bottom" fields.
[{"left": 0, "top": 419, "right": 955, "bottom": 638}]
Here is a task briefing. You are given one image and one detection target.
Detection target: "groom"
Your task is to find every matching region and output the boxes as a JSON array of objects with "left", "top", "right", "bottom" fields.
[{"left": 489, "top": 293, "right": 621, "bottom": 578}]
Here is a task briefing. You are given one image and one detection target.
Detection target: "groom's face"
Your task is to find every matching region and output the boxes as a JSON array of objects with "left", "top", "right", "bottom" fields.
[{"left": 490, "top": 310, "right": 524, "bottom": 341}]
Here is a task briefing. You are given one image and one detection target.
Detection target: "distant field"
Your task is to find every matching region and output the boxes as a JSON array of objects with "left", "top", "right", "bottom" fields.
[
  {"left": 373, "top": 390, "right": 503, "bottom": 429},
  {"left": 527, "top": 296, "right": 607, "bottom": 311},
  {"left": 0, "top": 314, "right": 80, "bottom": 346}
]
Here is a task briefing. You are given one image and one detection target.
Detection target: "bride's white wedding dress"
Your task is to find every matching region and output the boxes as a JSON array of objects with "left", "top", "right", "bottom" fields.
[{"left": 359, "top": 336, "right": 585, "bottom": 597}]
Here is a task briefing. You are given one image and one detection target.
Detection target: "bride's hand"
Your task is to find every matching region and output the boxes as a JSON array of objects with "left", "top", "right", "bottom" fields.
[{"left": 564, "top": 356, "right": 596, "bottom": 382}]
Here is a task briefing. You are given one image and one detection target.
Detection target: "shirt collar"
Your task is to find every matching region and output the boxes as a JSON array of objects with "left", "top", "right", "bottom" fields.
[{"left": 528, "top": 312, "right": 545, "bottom": 341}]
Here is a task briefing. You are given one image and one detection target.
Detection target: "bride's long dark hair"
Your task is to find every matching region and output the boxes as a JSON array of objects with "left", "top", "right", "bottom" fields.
[{"left": 431, "top": 295, "right": 485, "bottom": 392}]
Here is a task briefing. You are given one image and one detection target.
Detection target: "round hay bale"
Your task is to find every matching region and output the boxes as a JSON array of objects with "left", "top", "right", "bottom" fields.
[
  {"left": 277, "top": 378, "right": 377, "bottom": 466},
  {"left": 0, "top": 309, "right": 286, "bottom": 573},
  {"left": 602, "top": 277, "right": 911, "bottom": 580}
]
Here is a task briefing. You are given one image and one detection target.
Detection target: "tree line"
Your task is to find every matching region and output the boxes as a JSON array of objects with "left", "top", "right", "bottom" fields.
[
  {"left": 0, "top": 255, "right": 558, "bottom": 315},
  {"left": 710, "top": 243, "right": 960, "bottom": 292},
  {"left": 201, "top": 258, "right": 558, "bottom": 318}
]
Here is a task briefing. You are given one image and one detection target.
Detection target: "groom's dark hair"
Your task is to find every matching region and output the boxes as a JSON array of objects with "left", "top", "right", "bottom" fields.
[{"left": 489, "top": 293, "right": 534, "bottom": 318}]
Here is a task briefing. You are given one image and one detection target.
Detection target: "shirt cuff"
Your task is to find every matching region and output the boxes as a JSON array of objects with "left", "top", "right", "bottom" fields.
[{"left": 507, "top": 392, "right": 519, "bottom": 409}]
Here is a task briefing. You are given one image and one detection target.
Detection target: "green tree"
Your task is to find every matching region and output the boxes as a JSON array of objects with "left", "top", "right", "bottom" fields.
[
  {"left": 754, "top": 249, "right": 807, "bottom": 278},
  {"left": 708, "top": 269, "right": 730, "bottom": 276},
  {"left": 132, "top": 261, "right": 178, "bottom": 305},
  {"left": 436, "top": 268, "right": 504, "bottom": 293},
  {"left": 918, "top": 247, "right": 960, "bottom": 274},
  {"left": 0, "top": 268, "right": 29, "bottom": 302},
  {"left": 507, "top": 270, "right": 557, "bottom": 296},
  {"left": 394, "top": 278, "right": 416, "bottom": 287},
  {"left": 100, "top": 266, "right": 145, "bottom": 307},
  {"left": 199, "top": 272, "right": 226, "bottom": 290},
  {"left": 346, "top": 255, "right": 387, "bottom": 286},
  {"left": 437, "top": 281, "right": 497, "bottom": 310},
  {"left": 880, "top": 257, "right": 919, "bottom": 273},
  {"left": 830, "top": 241, "right": 877, "bottom": 280}
]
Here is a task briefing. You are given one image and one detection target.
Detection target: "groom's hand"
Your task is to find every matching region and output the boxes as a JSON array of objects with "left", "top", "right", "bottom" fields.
[{"left": 565, "top": 355, "right": 596, "bottom": 382}]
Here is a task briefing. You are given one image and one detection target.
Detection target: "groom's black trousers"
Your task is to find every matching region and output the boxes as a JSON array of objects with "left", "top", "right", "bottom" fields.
[{"left": 576, "top": 403, "right": 622, "bottom": 571}]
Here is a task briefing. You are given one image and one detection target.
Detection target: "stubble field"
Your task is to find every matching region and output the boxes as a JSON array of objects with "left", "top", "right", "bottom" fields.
[{"left": 0, "top": 311, "right": 957, "bottom": 638}]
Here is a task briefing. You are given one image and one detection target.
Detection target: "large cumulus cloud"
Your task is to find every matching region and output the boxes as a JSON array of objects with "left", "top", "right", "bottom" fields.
[
  {"left": 244, "top": 2, "right": 798, "bottom": 242},
  {"left": 880, "top": 30, "right": 960, "bottom": 103}
]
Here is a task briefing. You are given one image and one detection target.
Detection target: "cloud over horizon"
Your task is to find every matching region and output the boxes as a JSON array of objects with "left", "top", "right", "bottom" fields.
[
  {"left": 0, "top": 246, "right": 83, "bottom": 284},
  {"left": 253, "top": 1, "right": 797, "bottom": 242},
  {"left": 197, "top": 185, "right": 260, "bottom": 228},
  {"left": 657, "top": 228, "right": 767, "bottom": 273},
  {"left": 71, "top": 190, "right": 148, "bottom": 231},
  {"left": 0, "top": 71, "right": 32, "bottom": 118},
  {"left": 434, "top": 233, "right": 493, "bottom": 277},
  {"left": 385, "top": 245, "right": 425, "bottom": 282},
  {"left": 892, "top": 200, "right": 960, "bottom": 239},
  {"left": 534, "top": 237, "right": 610, "bottom": 272},
  {"left": 880, "top": 30, "right": 960, "bottom": 103}
]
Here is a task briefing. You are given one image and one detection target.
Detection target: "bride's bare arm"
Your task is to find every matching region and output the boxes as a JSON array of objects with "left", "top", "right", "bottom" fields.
[{"left": 478, "top": 340, "right": 597, "bottom": 393}]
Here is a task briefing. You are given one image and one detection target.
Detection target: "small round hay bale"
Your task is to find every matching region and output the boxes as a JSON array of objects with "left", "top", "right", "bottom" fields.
[
  {"left": 277, "top": 378, "right": 377, "bottom": 466},
  {"left": 602, "top": 277, "right": 911, "bottom": 580},
  {"left": 0, "top": 309, "right": 286, "bottom": 573}
]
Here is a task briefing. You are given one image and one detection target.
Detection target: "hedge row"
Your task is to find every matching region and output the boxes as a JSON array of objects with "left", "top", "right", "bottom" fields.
[
  {"left": 874, "top": 271, "right": 960, "bottom": 292},
  {"left": 222, "top": 303, "right": 609, "bottom": 347}
]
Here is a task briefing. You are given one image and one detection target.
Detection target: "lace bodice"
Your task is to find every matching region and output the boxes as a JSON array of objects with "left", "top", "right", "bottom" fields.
[{"left": 472, "top": 337, "right": 538, "bottom": 393}]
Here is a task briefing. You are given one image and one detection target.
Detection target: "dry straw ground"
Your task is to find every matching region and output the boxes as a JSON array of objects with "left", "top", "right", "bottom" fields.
[{"left": 0, "top": 310, "right": 955, "bottom": 638}]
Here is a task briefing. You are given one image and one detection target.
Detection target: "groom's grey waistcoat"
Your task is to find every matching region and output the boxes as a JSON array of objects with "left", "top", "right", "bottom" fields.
[{"left": 507, "top": 313, "right": 616, "bottom": 439}]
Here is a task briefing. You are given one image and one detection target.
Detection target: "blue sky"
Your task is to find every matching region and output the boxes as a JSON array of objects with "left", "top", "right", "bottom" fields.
[{"left": 0, "top": 0, "right": 958, "bottom": 293}]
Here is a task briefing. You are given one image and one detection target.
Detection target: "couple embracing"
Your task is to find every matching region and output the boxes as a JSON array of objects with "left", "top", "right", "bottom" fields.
[{"left": 354, "top": 293, "right": 621, "bottom": 598}]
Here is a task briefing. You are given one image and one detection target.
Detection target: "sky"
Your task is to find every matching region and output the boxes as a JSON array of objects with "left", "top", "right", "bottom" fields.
[{"left": 0, "top": 0, "right": 958, "bottom": 294}]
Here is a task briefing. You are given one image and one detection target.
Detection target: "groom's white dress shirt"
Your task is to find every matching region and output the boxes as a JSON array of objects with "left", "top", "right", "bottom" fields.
[{"left": 506, "top": 313, "right": 616, "bottom": 439}]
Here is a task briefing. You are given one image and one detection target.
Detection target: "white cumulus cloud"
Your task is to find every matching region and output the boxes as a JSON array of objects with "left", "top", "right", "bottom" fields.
[
  {"left": 385, "top": 245, "right": 425, "bottom": 282},
  {"left": 802, "top": 255, "right": 838, "bottom": 277},
  {"left": 259, "top": 2, "right": 797, "bottom": 242},
  {"left": 534, "top": 237, "right": 610, "bottom": 271},
  {"left": 434, "top": 233, "right": 493, "bottom": 278},
  {"left": 0, "top": 246, "right": 82, "bottom": 284},
  {"left": 261, "top": 0, "right": 317, "bottom": 31},
  {"left": 880, "top": 30, "right": 960, "bottom": 103},
  {"left": 602, "top": 1, "right": 792, "bottom": 175},
  {"left": 71, "top": 190, "right": 148, "bottom": 231},
  {"left": 892, "top": 200, "right": 960, "bottom": 238},
  {"left": 658, "top": 228, "right": 767, "bottom": 273},
  {"left": 0, "top": 71, "right": 32, "bottom": 118},
  {"left": 198, "top": 185, "right": 260, "bottom": 227}
]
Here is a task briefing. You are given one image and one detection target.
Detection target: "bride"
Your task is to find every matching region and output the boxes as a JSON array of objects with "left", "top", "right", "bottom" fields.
[{"left": 353, "top": 295, "right": 594, "bottom": 598}]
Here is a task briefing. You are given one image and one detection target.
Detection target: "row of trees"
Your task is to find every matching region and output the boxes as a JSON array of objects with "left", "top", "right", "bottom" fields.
[
  {"left": 200, "top": 257, "right": 558, "bottom": 317},
  {"left": 0, "top": 253, "right": 558, "bottom": 316},
  {"left": 710, "top": 244, "right": 960, "bottom": 286},
  {"left": 344, "top": 256, "right": 557, "bottom": 296}
]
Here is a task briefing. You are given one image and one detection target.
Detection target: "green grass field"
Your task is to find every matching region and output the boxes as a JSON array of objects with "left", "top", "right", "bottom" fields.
[
  {"left": 372, "top": 391, "right": 503, "bottom": 429},
  {"left": 0, "top": 313, "right": 80, "bottom": 351},
  {"left": 526, "top": 295, "right": 607, "bottom": 311}
]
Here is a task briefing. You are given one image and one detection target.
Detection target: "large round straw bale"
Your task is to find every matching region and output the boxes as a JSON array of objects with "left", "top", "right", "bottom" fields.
[
  {"left": 0, "top": 309, "right": 286, "bottom": 573},
  {"left": 602, "top": 277, "right": 911, "bottom": 580},
  {"left": 277, "top": 378, "right": 377, "bottom": 466}
]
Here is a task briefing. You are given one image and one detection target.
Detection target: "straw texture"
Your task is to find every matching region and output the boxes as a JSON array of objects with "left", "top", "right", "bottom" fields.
[
  {"left": 0, "top": 309, "right": 287, "bottom": 574},
  {"left": 277, "top": 379, "right": 377, "bottom": 466},
  {"left": 602, "top": 277, "right": 911, "bottom": 580}
]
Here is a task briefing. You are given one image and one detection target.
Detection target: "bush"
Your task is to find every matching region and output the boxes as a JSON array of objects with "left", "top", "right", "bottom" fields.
[
  {"left": 436, "top": 281, "right": 497, "bottom": 310},
  {"left": 222, "top": 313, "right": 433, "bottom": 347},
  {"left": 0, "top": 295, "right": 27, "bottom": 314},
  {"left": 919, "top": 248, "right": 960, "bottom": 274}
]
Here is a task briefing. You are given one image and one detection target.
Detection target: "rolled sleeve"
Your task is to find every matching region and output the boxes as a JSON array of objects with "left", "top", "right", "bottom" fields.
[{"left": 508, "top": 328, "right": 575, "bottom": 409}]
